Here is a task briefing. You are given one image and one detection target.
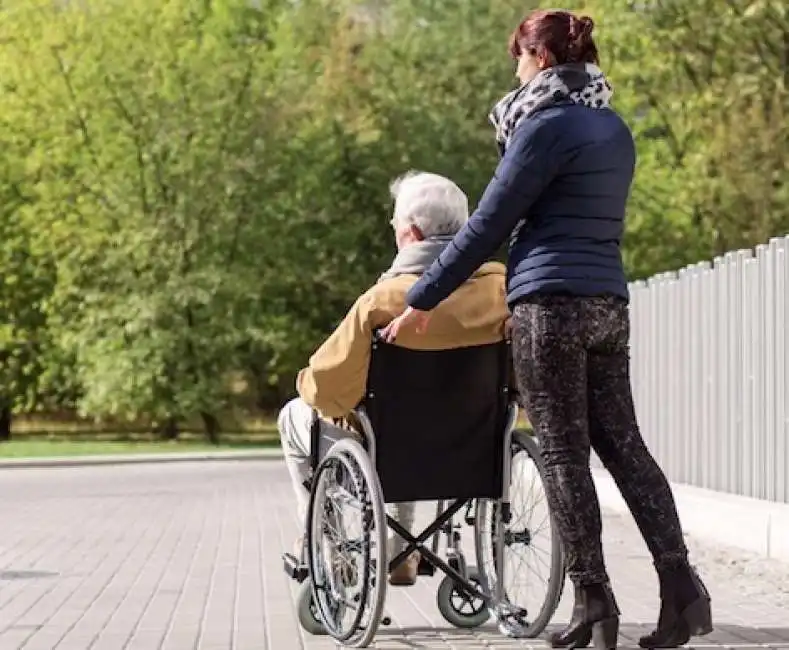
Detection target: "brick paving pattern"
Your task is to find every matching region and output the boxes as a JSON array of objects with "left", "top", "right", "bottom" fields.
[{"left": 0, "top": 461, "right": 787, "bottom": 649}]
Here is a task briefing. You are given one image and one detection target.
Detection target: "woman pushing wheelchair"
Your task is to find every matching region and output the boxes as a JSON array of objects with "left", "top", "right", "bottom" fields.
[{"left": 382, "top": 8, "right": 713, "bottom": 650}]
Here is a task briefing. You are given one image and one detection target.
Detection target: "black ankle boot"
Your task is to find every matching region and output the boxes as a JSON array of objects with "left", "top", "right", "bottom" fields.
[
  {"left": 639, "top": 564, "right": 713, "bottom": 648},
  {"left": 549, "top": 582, "right": 620, "bottom": 649}
]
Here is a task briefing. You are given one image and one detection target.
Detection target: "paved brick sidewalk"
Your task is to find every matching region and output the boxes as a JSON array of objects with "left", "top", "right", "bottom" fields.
[{"left": 0, "top": 461, "right": 787, "bottom": 649}]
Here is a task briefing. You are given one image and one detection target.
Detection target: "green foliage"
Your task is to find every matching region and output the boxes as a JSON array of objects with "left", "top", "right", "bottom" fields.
[
  {"left": 0, "top": 0, "right": 785, "bottom": 438},
  {"left": 2, "top": 0, "right": 289, "bottom": 430}
]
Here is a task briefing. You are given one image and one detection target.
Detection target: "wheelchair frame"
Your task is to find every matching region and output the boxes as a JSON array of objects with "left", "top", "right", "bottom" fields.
[
  {"left": 353, "top": 402, "right": 519, "bottom": 605},
  {"left": 282, "top": 400, "right": 565, "bottom": 647}
]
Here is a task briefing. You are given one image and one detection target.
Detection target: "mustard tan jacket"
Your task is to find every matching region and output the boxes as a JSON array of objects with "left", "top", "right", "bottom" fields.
[{"left": 296, "top": 262, "right": 510, "bottom": 418}]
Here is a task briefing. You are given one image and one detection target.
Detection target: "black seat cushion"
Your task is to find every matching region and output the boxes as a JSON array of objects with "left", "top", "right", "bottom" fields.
[{"left": 363, "top": 338, "right": 509, "bottom": 503}]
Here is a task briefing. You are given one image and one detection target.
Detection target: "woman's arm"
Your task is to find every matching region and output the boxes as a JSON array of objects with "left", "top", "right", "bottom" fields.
[{"left": 406, "top": 115, "right": 565, "bottom": 312}]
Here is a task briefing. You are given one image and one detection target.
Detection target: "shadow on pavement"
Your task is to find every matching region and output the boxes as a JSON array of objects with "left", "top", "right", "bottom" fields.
[{"left": 375, "top": 622, "right": 789, "bottom": 648}]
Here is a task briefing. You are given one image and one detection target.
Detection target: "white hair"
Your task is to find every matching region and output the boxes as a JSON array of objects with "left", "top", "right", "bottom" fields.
[{"left": 389, "top": 171, "right": 469, "bottom": 237}]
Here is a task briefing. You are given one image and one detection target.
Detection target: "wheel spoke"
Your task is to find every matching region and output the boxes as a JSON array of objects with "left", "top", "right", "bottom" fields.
[{"left": 472, "top": 431, "right": 565, "bottom": 638}]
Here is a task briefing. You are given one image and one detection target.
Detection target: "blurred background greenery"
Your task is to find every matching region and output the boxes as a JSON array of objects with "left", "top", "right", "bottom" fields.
[{"left": 0, "top": 0, "right": 784, "bottom": 451}]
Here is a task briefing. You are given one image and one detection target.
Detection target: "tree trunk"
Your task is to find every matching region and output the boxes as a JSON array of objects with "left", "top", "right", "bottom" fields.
[
  {"left": 0, "top": 406, "right": 11, "bottom": 442},
  {"left": 201, "top": 411, "right": 221, "bottom": 445},
  {"left": 159, "top": 416, "right": 179, "bottom": 441}
]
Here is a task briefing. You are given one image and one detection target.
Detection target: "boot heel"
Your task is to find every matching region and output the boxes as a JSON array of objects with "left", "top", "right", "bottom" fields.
[
  {"left": 682, "top": 596, "right": 713, "bottom": 636},
  {"left": 591, "top": 616, "right": 619, "bottom": 649}
]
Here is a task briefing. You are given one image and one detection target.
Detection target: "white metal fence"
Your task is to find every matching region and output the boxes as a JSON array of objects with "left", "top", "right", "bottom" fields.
[{"left": 627, "top": 236, "right": 789, "bottom": 504}]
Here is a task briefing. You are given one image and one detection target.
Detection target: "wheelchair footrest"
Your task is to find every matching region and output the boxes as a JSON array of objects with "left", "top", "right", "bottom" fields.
[
  {"left": 282, "top": 553, "right": 308, "bottom": 582},
  {"left": 417, "top": 555, "right": 436, "bottom": 577}
]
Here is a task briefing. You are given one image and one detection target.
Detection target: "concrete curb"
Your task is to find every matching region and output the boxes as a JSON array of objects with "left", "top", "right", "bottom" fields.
[
  {"left": 0, "top": 448, "right": 285, "bottom": 469},
  {"left": 593, "top": 468, "right": 789, "bottom": 563}
]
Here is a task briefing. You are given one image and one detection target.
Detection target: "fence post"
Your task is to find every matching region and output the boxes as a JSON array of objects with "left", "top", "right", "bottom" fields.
[{"left": 627, "top": 243, "right": 789, "bottom": 504}]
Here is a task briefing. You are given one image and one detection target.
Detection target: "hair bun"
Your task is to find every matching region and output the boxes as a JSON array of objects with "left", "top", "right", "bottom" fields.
[
  {"left": 569, "top": 14, "right": 594, "bottom": 42},
  {"left": 578, "top": 16, "right": 595, "bottom": 38},
  {"left": 567, "top": 14, "right": 594, "bottom": 55}
]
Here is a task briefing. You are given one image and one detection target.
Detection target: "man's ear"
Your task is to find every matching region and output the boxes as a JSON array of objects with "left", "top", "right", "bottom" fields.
[{"left": 410, "top": 224, "right": 425, "bottom": 241}]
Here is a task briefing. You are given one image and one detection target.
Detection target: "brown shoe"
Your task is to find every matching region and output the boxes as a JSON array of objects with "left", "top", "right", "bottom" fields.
[{"left": 389, "top": 551, "right": 420, "bottom": 586}]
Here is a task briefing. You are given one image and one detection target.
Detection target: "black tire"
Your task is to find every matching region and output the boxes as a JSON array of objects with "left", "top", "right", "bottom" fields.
[
  {"left": 297, "top": 579, "right": 326, "bottom": 636},
  {"left": 436, "top": 568, "right": 491, "bottom": 629},
  {"left": 474, "top": 429, "right": 565, "bottom": 637},
  {"left": 305, "top": 438, "right": 387, "bottom": 648}
]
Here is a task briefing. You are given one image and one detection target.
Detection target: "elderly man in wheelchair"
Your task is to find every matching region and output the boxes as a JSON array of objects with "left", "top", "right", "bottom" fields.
[{"left": 278, "top": 171, "right": 564, "bottom": 647}]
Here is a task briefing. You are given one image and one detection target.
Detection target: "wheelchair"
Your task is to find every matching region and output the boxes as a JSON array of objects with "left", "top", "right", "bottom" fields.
[{"left": 282, "top": 336, "right": 565, "bottom": 647}]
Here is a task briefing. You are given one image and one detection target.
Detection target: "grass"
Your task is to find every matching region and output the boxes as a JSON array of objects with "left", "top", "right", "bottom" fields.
[
  {"left": 0, "top": 420, "right": 281, "bottom": 459},
  {"left": 0, "top": 439, "right": 274, "bottom": 459},
  {"left": 0, "top": 412, "right": 531, "bottom": 460}
]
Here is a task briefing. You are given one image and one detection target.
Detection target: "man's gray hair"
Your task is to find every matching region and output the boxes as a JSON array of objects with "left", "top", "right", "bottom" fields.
[{"left": 389, "top": 171, "right": 469, "bottom": 237}]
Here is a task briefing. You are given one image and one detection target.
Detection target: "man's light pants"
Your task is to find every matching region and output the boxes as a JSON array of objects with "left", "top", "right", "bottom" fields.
[{"left": 277, "top": 398, "right": 415, "bottom": 560}]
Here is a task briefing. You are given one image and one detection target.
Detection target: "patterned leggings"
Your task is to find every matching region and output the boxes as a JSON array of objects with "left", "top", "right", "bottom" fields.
[{"left": 511, "top": 295, "right": 689, "bottom": 585}]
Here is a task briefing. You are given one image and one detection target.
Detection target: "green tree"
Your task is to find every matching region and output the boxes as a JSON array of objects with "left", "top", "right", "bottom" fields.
[
  {"left": 0, "top": 181, "right": 55, "bottom": 440},
  {"left": 573, "top": 0, "right": 789, "bottom": 273},
  {"left": 5, "top": 0, "right": 781, "bottom": 436},
  {"left": 0, "top": 0, "right": 301, "bottom": 440}
]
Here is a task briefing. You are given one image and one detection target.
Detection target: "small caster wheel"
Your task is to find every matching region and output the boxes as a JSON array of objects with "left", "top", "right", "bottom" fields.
[
  {"left": 297, "top": 580, "right": 326, "bottom": 635},
  {"left": 436, "top": 568, "right": 491, "bottom": 628}
]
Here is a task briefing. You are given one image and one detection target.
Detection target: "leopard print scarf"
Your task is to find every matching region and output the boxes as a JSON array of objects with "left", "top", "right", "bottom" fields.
[{"left": 489, "top": 63, "right": 613, "bottom": 152}]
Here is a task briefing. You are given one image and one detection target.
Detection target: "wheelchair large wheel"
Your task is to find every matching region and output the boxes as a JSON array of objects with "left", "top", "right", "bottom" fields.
[
  {"left": 306, "top": 438, "right": 387, "bottom": 648},
  {"left": 474, "top": 429, "right": 565, "bottom": 638}
]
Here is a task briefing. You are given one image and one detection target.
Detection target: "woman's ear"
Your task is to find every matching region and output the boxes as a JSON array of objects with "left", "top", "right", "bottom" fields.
[{"left": 535, "top": 46, "right": 556, "bottom": 69}]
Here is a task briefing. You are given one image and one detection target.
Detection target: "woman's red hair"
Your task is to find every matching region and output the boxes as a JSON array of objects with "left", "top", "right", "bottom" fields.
[{"left": 508, "top": 9, "right": 599, "bottom": 65}]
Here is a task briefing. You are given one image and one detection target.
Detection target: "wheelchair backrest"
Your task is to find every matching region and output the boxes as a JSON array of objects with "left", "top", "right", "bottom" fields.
[{"left": 363, "top": 336, "right": 511, "bottom": 503}]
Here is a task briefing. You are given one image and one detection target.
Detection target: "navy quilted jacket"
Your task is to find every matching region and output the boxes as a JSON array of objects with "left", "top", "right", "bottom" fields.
[{"left": 406, "top": 103, "right": 636, "bottom": 311}]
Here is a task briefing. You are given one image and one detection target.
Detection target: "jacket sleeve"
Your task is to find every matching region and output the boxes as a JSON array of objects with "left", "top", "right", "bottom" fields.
[
  {"left": 406, "top": 117, "right": 563, "bottom": 312},
  {"left": 296, "top": 292, "right": 381, "bottom": 419}
]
